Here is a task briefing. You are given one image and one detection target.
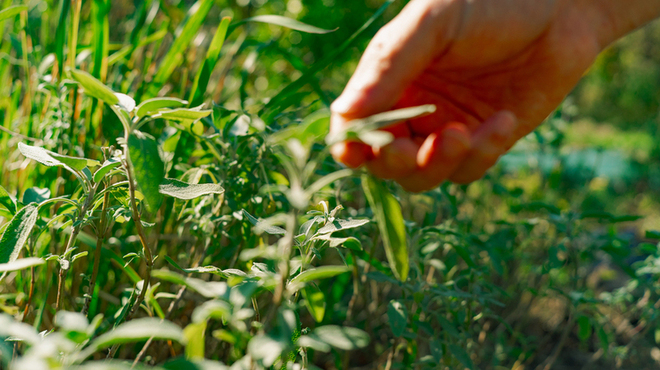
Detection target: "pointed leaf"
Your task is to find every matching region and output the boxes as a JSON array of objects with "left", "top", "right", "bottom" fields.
[
  {"left": 189, "top": 16, "right": 231, "bottom": 107},
  {"left": 242, "top": 210, "right": 286, "bottom": 235},
  {"left": 153, "top": 107, "right": 212, "bottom": 122},
  {"left": 69, "top": 69, "right": 119, "bottom": 104},
  {"left": 115, "top": 93, "right": 136, "bottom": 112},
  {"left": 87, "top": 318, "right": 185, "bottom": 353},
  {"left": 0, "top": 5, "right": 27, "bottom": 22},
  {"left": 184, "top": 322, "right": 206, "bottom": 360},
  {"left": 243, "top": 15, "right": 336, "bottom": 34},
  {"left": 159, "top": 178, "right": 224, "bottom": 200},
  {"left": 93, "top": 159, "right": 121, "bottom": 183},
  {"left": 310, "top": 326, "right": 369, "bottom": 350},
  {"left": 136, "top": 97, "right": 188, "bottom": 118},
  {"left": 18, "top": 142, "right": 95, "bottom": 171},
  {"left": 0, "top": 185, "right": 16, "bottom": 215},
  {"left": 302, "top": 285, "right": 326, "bottom": 323},
  {"left": 362, "top": 175, "right": 408, "bottom": 281},
  {"left": 127, "top": 131, "right": 164, "bottom": 212},
  {"left": 289, "top": 265, "right": 351, "bottom": 290},
  {"left": 387, "top": 300, "right": 407, "bottom": 337},
  {"left": 0, "top": 258, "right": 44, "bottom": 273},
  {"left": 0, "top": 204, "right": 39, "bottom": 264},
  {"left": 317, "top": 218, "right": 369, "bottom": 235},
  {"left": 22, "top": 187, "right": 50, "bottom": 204},
  {"left": 448, "top": 344, "right": 474, "bottom": 370}
]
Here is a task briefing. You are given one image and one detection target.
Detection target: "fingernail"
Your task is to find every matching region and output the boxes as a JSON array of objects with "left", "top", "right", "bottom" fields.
[
  {"left": 331, "top": 92, "right": 357, "bottom": 115},
  {"left": 492, "top": 112, "right": 517, "bottom": 138}
]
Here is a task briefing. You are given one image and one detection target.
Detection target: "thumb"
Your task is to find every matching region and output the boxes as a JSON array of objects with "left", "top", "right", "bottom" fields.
[{"left": 330, "top": 0, "right": 461, "bottom": 121}]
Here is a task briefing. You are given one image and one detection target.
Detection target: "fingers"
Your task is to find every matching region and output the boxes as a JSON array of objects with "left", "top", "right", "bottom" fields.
[
  {"left": 396, "top": 123, "right": 471, "bottom": 192},
  {"left": 366, "top": 138, "right": 420, "bottom": 179},
  {"left": 449, "top": 111, "right": 519, "bottom": 184}
]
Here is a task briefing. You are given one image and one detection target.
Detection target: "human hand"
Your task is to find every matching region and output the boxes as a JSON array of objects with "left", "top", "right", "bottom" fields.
[{"left": 329, "top": 0, "right": 659, "bottom": 192}]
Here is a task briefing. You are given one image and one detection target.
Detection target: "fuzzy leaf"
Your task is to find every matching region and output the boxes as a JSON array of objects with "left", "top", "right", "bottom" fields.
[
  {"left": 0, "top": 257, "right": 44, "bottom": 272},
  {"left": 0, "top": 204, "right": 39, "bottom": 264},
  {"left": 317, "top": 218, "right": 369, "bottom": 235},
  {"left": 289, "top": 265, "right": 351, "bottom": 290},
  {"left": 127, "top": 131, "right": 164, "bottom": 212},
  {"left": 136, "top": 97, "right": 188, "bottom": 118},
  {"left": 159, "top": 178, "right": 224, "bottom": 200},
  {"left": 93, "top": 159, "right": 121, "bottom": 183},
  {"left": 243, "top": 15, "right": 336, "bottom": 34},
  {"left": 309, "top": 326, "right": 369, "bottom": 350}
]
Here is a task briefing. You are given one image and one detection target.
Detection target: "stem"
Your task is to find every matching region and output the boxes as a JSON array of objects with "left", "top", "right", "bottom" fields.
[
  {"left": 21, "top": 266, "right": 36, "bottom": 322},
  {"left": 82, "top": 190, "right": 110, "bottom": 317},
  {"left": 263, "top": 211, "right": 297, "bottom": 327}
]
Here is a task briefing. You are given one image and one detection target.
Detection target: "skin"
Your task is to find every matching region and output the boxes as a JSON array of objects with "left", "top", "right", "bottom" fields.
[{"left": 329, "top": 0, "right": 660, "bottom": 192}]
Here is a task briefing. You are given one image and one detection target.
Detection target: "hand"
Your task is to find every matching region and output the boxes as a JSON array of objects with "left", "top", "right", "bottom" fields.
[{"left": 329, "top": 0, "right": 655, "bottom": 192}]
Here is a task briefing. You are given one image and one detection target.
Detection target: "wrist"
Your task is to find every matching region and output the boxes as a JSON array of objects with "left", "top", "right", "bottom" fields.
[{"left": 589, "top": 0, "right": 660, "bottom": 47}]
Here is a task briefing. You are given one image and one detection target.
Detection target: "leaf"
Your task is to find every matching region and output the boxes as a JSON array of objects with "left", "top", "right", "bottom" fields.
[
  {"left": 310, "top": 326, "right": 369, "bottom": 350},
  {"left": 115, "top": 93, "right": 136, "bottom": 112},
  {"left": 22, "top": 187, "right": 50, "bottom": 204},
  {"left": 448, "top": 344, "right": 474, "bottom": 370},
  {"left": 362, "top": 175, "right": 409, "bottom": 281},
  {"left": 578, "top": 316, "right": 592, "bottom": 342},
  {"left": 127, "top": 131, "right": 164, "bottom": 212},
  {"left": 153, "top": 106, "right": 212, "bottom": 122},
  {"left": 152, "top": 269, "right": 229, "bottom": 299},
  {"left": 242, "top": 210, "right": 286, "bottom": 235},
  {"left": 289, "top": 266, "right": 351, "bottom": 289},
  {"left": 189, "top": 16, "right": 231, "bottom": 107},
  {"left": 0, "top": 258, "right": 44, "bottom": 273},
  {"left": 84, "top": 318, "right": 185, "bottom": 356},
  {"left": 387, "top": 300, "right": 407, "bottom": 337},
  {"left": 241, "top": 15, "right": 336, "bottom": 34},
  {"left": 18, "top": 142, "right": 91, "bottom": 171},
  {"left": 317, "top": 218, "right": 369, "bottom": 235},
  {"left": 302, "top": 285, "right": 326, "bottom": 323},
  {"left": 0, "top": 185, "right": 16, "bottom": 215},
  {"left": 248, "top": 334, "right": 288, "bottom": 367},
  {"left": 0, "top": 5, "right": 27, "bottom": 22},
  {"left": 69, "top": 69, "right": 119, "bottom": 105},
  {"left": 0, "top": 204, "right": 39, "bottom": 264},
  {"left": 326, "top": 105, "right": 436, "bottom": 145},
  {"left": 159, "top": 178, "right": 224, "bottom": 200},
  {"left": 93, "top": 159, "right": 121, "bottom": 183},
  {"left": 184, "top": 322, "right": 206, "bottom": 360},
  {"left": 136, "top": 97, "right": 189, "bottom": 118},
  {"left": 150, "top": 0, "right": 214, "bottom": 94}
]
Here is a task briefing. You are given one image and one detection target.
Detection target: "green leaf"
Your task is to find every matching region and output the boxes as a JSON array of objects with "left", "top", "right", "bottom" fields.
[
  {"left": 153, "top": 106, "right": 212, "bottom": 122},
  {"left": 448, "top": 344, "right": 474, "bottom": 370},
  {"left": 93, "top": 159, "right": 121, "bottom": 183},
  {"left": 0, "top": 185, "right": 16, "bottom": 215},
  {"left": 127, "top": 131, "right": 164, "bottom": 212},
  {"left": 150, "top": 0, "right": 214, "bottom": 94},
  {"left": 0, "top": 257, "right": 44, "bottom": 273},
  {"left": 310, "top": 326, "right": 369, "bottom": 350},
  {"left": 289, "top": 266, "right": 351, "bottom": 290},
  {"left": 18, "top": 142, "right": 93, "bottom": 171},
  {"left": 387, "top": 300, "right": 407, "bottom": 337},
  {"left": 0, "top": 204, "right": 39, "bottom": 264},
  {"left": 184, "top": 321, "right": 206, "bottom": 360},
  {"left": 23, "top": 188, "right": 51, "bottom": 206},
  {"left": 152, "top": 269, "right": 229, "bottom": 299},
  {"left": 242, "top": 210, "right": 286, "bottom": 235},
  {"left": 302, "top": 285, "right": 326, "bottom": 323},
  {"left": 82, "top": 318, "right": 185, "bottom": 358},
  {"left": 362, "top": 175, "right": 409, "bottom": 281},
  {"left": 241, "top": 15, "right": 336, "bottom": 34},
  {"left": 136, "top": 97, "right": 189, "bottom": 118},
  {"left": 69, "top": 69, "right": 119, "bottom": 105},
  {"left": 115, "top": 93, "right": 136, "bottom": 112},
  {"left": 189, "top": 16, "right": 231, "bottom": 107},
  {"left": 317, "top": 218, "right": 369, "bottom": 235},
  {"left": 248, "top": 334, "right": 288, "bottom": 367},
  {"left": 578, "top": 316, "right": 592, "bottom": 342},
  {"left": 0, "top": 5, "right": 27, "bottom": 22},
  {"left": 326, "top": 105, "right": 436, "bottom": 146},
  {"left": 159, "top": 178, "right": 224, "bottom": 200}
]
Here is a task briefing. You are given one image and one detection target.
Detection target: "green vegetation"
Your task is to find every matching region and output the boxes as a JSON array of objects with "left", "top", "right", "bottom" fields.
[{"left": 1, "top": 1, "right": 660, "bottom": 369}]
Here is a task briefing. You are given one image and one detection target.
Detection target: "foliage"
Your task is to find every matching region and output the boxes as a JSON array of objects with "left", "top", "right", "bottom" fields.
[{"left": 1, "top": 1, "right": 660, "bottom": 369}]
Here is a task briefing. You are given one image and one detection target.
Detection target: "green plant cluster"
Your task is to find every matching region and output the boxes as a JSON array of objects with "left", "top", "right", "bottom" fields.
[{"left": 1, "top": 1, "right": 660, "bottom": 369}]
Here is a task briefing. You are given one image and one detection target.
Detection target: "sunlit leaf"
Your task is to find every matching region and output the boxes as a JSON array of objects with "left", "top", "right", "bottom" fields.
[
  {"left": 83, "top": 318, "right": 185, "bottom": 356},
  {"left": 159, "top": 178, "right": 224, "bottom": 200},
  {"left": 242, "top": 210, "right": 286, "bottom": 235},
  {"left": 184, "top": 321, "right": 206, "bottom": 360},
  {"left": 0, "top": 5, "right": 27, "bottom": 22},
  {"left": 93, "top": 159, "right": 121, "bottom": 183},
  {"left": 69, "top": 69, "right": 119, "bottom": 104},
  {"left": 115, "top": 93, "right": 136, "bottom": 112},
  {"left": 302, "top": 285, "right": 326, "bottom": 323},
  {"left": 316, "top": 218, "right": 369, "bottom": 235},
  {"left": 189, "top": 16, "right": 231, "bottom": 107},
  {"left": 0, "top": 204, "right": 39, "bottom": 264},
  {"left": 0, "top": 185, "right": 16, "bottom": 215},
  {"left": 0, "top": 257, "right": 44, "bottom": 273},
  {"left": 362, "top": 175, "right": 409, "bottom": 281},
  {"left": 289, "top": 265, "right": 351, "bottom": 290},
  {"left": 309, "top": 326, "right": 369, "bottom": 350},
  {"left": 241, "top": 15, "right": 336, "bottom": 34},
  {"left": 18, "top": 142, "right": 92, "bottom": 171},
  {"left": 136, "top": 97, "right": 188, "bottom": 118},
  {"left": 153, "top": 106, "right": 212, "bottom": 122}
]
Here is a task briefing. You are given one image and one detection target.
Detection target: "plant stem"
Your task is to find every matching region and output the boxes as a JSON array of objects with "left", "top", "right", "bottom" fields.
[{"left": 82, "top": 190, "right": 110, "bottom": 317}]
